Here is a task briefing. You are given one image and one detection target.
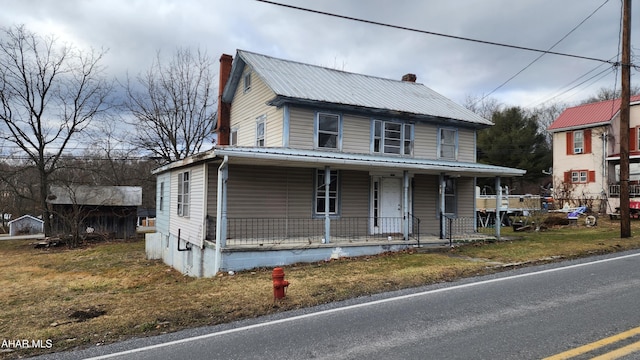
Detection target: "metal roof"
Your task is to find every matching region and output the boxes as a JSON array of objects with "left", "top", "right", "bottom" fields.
[
  {"left": 48, "top": 186, "right": 142, "bottom": 206},
  {"left": 222, "top": 50, "right": 492, "bottom": 127},
  {"left": 154, "top": 147, "right": 525, "bottom": 177},
  {"left": 548, "top": 95, "right": 640, "bottom": 132}
]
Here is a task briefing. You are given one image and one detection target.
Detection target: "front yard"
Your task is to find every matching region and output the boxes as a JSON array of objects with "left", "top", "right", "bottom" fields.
[{"left": 2, "top": 217, "right": 640, "bottom": 358}]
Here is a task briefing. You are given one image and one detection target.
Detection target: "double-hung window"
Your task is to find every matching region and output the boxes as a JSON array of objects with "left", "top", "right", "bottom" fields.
[
  {"left": 373, "top": 120, "right": 413, "bottom": 155},
  {"left": 316, "top": 113, "right": 341, "bottom": 149},
  {"left": 243, "top": 72, "right": 251, "bottom": 93},
  {"left": 177, "top": 171, "right": 190, "bottom": 217},
  {"left": 256, "top": 115, "right": 265, "bottom": 147},
  {"left": 573, "top": 130, "right": 583, "bottom": 154},
  {"left": 314, "top": 169, "right": 339, "bottom": 215},
  {"left": 439, "top": 128, "right": 457, "bottom": 160}
]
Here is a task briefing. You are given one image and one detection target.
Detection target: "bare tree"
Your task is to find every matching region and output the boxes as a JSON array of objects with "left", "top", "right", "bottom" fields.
[
  {"left": 0, "top": 25, "right": 112, "bottom": 235},
  {"left": 463, "top": 94, "right": 504, "bottom": 120},
  {"left": 124, "top": 48, "right": 217, "bottom": 163}
]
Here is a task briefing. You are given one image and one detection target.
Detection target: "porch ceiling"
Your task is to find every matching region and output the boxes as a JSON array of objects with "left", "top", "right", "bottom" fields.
[{"left": 214, "top": 147, "right": 525, "bottom": 178}]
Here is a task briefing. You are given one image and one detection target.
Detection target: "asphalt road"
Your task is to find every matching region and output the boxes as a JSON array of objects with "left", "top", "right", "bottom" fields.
[{"left": 32, "top": 250, "right": 640, "bottom": 360}]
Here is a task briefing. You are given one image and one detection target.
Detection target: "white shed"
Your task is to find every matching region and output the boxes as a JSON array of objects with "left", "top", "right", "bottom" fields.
[{"left": 8, "top": 215, "right": 44, "bottom": 236}]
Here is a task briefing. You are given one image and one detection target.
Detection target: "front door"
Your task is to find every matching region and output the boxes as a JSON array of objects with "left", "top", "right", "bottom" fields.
[{"left": 379, "top": 177, "right": 402, "bottom": 234}]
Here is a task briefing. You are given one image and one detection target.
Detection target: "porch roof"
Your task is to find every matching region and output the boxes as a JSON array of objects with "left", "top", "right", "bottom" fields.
[{"left": 156, "top": 147, "right": 525, "bottom": 177}]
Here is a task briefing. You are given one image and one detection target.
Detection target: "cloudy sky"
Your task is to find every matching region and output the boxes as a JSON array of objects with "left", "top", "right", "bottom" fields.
[{"left": 1, "top": 0, "right": 637, "bottom": 108}]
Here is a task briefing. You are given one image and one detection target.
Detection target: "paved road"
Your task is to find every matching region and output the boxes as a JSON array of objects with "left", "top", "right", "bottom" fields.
[{"left": 33, "top": 250, "right": 640, "bottom": 359}]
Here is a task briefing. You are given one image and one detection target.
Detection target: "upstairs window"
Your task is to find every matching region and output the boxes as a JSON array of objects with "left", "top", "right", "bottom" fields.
[
  {"left": 243, "top": 72, "right": 251, "bottom": 93},
  {"left": 177, "top": 171, "right": 190, "bottom": 217},
  {"left": 373, "top": 120, "right": 413, "bottom": 156},
  {"left": 573, "top": 130, "right": 584, "bottom": 154},
  {"left": 566, "top": 129, "right": 591, "bottom": 155},
  {"left": 256, "top": 115, "right": 265, "bottom": 147},
  {"left": 230, "top": 128, "right": 238, "bottom": 146},
  {"left": 439, "top": 128, "right": 457, "bottom": 160},
  {"left": 316, "top": 113, "right": 341, "bottom": 149}
]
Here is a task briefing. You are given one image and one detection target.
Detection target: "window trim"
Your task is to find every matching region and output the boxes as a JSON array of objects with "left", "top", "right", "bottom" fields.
[
  {"left": 243, "top": 72, "right": 251, "bottom": 93},
  {"left": 256, "top": 115, "right": 266, "bottom": 147},
  {"left": 315, "top": 112, "right": 342, "bottom": 150},
  {"left": 177, "top": 171, "right": 190, "bottom": 217},
  {"left": 438, "top": 128, "right": 458, "bottom": 160},
  {"left": 573, "top": 130, "right": 584, "bottom": 154},
  {"left": 371, "top": 119, "right": 414, "bottom": 156},
  {"left": 313, "top": 169, "right": 340, "bottom": 217}
]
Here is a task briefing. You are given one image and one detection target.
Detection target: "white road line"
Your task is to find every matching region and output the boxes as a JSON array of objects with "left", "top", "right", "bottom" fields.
[{"left": 86, "top": 251, "right": 640, "bottom": 359}]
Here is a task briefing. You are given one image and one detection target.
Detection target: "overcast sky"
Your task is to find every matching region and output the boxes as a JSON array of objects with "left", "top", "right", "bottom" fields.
[{"left": 1, "top": 0, "right": 637, "bottom": 109}]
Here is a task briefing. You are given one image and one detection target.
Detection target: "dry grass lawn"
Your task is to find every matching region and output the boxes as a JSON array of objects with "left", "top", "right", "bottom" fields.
[{"left": 3, "top": 217, "right": 640, "bottom": 358}]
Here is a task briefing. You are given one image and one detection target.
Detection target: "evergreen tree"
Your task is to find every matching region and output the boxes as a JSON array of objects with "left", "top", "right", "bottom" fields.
[{"left": 477, "top": 107, "right": 551, "bottom": 192}]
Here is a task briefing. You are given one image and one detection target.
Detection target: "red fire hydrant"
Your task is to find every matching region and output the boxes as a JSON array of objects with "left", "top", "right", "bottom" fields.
[{"left": 272, "top": 267, "right": 290, "bottom": 300}]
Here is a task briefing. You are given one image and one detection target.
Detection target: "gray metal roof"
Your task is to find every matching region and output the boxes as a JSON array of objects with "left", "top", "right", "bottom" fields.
[
  {"left": 223, "top": 50, "right": 492, "bottom": 127},
  {"left": 48, "top": 186, "right": 142, "bottom": 206},
  {"left": 153, "top": 147, "right": 524, "bottom": 177}
]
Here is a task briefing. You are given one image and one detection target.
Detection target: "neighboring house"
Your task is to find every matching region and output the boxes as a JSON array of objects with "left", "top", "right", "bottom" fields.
[
  {"left": 48, "top": 185, "right": 142, "bottom": 239},
  {"left": 8, "top": 215, "right": 44, "bottom": 236},
  {"left": 547, "top": 95, "right": 640, "bottom": 214},
  {"left": 146, "top": 50, "right": 525, "bottom": 277}
]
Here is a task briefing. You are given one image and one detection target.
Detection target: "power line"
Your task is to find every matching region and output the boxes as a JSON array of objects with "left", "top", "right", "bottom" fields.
[
  {"left": 476, "top": 0, "right": 612, "bottom": 104},
  {"left": 256, "top": 0, "right": 618, "bottom": 65}
]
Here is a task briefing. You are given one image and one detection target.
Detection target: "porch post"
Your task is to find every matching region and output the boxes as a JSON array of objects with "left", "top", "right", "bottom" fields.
[
  {"left": 403, "top": 170, "right": 409, "bottom": 240},
  {"left": 440, "top": 173, "right": 446, "bottom": 239},
  {"left": 495, "top": 176, "right": 501, "bottom": 241},
  {"left": 324, "top": 166, "right": 331, "bottom": 243},
  {"left": 214, "top": 156, "right": 229, "bottom": 275}
]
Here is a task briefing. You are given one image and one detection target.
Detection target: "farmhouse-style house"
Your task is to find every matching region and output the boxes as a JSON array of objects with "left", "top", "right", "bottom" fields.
[
  {"left": 145, "top": 50, "right": 525, "bottom": 277},
  {"left": 548, "top": 95, "right": 640, "bottom": 214}
]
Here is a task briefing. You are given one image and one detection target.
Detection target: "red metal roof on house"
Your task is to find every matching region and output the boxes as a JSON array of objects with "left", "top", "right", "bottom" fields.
[{"left": 547, "top": 94, "right": 640, "bottom": 131}]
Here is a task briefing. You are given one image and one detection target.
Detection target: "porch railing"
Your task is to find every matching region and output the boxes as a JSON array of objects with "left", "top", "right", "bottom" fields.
[
  {"left": 608, "top": 184, "right": 640, "bottom": 197},
  {"left": 207, "top": 216, "right": 420, "bottom": 247},
  {"left": 442, "top": 215, "right": 482, "bottom": 245}
]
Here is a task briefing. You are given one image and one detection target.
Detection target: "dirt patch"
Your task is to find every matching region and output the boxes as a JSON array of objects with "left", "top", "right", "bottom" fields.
[{"left": 68, "top": 307, "right": 106, "bottom": 322}]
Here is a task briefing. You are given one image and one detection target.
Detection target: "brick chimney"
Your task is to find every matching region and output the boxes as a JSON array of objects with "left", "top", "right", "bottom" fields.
[
  {"left": 401, "top": 73, "right": 417, "bottom": 82},
  {"left": 216, "top": 54, "right": 233, "bottom": 146}
]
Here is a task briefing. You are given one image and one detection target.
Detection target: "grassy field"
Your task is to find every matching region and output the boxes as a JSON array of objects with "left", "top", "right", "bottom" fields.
[{"left": 3, "top": 217, "right": 640, "bottom": 358}]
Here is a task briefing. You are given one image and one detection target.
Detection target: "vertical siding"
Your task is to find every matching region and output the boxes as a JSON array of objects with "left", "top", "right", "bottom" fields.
[
  {"left": 342, "top": 115, "right": 370, "bottom": 154},
  {"left": 412, "top": 174, "right": 439, "bottom": 236},
  {"left": 288, "top": 106, "right": 314, "bottom": 150},
  {"left": 340, "top": 170, "right": 369, "bottom": 217},
  {"left": 229, "top": 66, "right": 283, "bottom": 147},
  {"left": 169, "top": 163, "right": 205, "bottom": 248}
]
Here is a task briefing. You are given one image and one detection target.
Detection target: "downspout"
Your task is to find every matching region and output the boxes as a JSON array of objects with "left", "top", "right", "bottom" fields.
[
  {"left": 324, "top": 166, "right": 331, "bottom": 243},
  {"left": 199, "top": 162, "right": 208, "bottom": 278},
  {"left": 495, "top": 176, "right": 501, "bottom": 241},
  {"left": 403, "top": 170, "right": 409, "bottom": 240},
  {"left": 214, "top": 155, "right": 229, "bottom": 275}
]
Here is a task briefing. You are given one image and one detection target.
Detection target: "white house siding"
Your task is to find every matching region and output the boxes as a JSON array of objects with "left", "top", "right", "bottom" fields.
[
  {"left": 457, "top": 178, "right": 475, "bottom": 218},
  {"left": 156, "top": 172, "right": 171, "bottom": 236},
  {"left": 412, "top": 174, "right": 439, "bottom": 237},
  {"left": 169, "top": 163, "right": 205, "bottom": 248},
  {"left": 552, "top": 126, "right": 608, "bottom": 207},
  {"left": 229, "top": 66, "right": 283, "bottom": 147},
  {"left": 413, "top": 123, "right": 438, "bottom": 159}
]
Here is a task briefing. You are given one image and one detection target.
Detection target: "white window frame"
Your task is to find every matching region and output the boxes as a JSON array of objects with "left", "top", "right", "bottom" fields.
[
  {"left": 571, "top": 170, "right": 588, "bottom": 183},
  {"left": 243, "top": 72, "right": 251, "bottom": 93},
  {"left": 159, "top": 182, "right": 164, "bottom": 211},
  {"left": 314, "top": 169, "right": 339, "bottom": 216},
  {"left": 372, "top": 120, "right": 414, "bottom": 156},
  {"left": 177, "top": 171, "right": 190, "bottom": 217},
  {"left": 573, "top": 130, "right": 583, "bottom": 154},
  {"left": 256, "top": 115, "right": 265, "bottom": 147},
  {"left": 315, "top": 112, "right": 341, "bottom": 150},
  {"left": 438, "top": 128, "right": 457, "bottom": 160}
]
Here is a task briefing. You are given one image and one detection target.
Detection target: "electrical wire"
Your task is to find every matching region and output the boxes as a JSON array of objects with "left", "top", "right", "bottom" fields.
[{"left": 256, "top": 0, "right": 618, "bottom": 65}]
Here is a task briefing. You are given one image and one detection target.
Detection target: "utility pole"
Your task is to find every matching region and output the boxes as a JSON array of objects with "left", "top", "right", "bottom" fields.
[{"left": 620, "top": 0, "right": 631, "bottom": 238}]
